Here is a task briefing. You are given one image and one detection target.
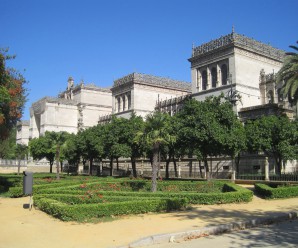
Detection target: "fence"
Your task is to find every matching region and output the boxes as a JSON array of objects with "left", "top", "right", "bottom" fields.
[
  {"left": 0, "top": 159, "right": 27, "bottom": 167},
  {"left": 237, "top": 173, "right": 298, "bottom": 182}
]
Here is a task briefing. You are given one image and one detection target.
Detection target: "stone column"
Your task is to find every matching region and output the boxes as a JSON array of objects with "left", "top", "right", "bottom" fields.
[
  {"left": 197, "top": 70, "right": 201, "bottom": 92},
  {"left": 264, "top": 157, "right": 269, "bottom": 181},
  {"left": 217, "top": 64, "right": 221, "bottom": 86},
  {"left": 207, "top": 67, "right": 211, "bottom": 90}
]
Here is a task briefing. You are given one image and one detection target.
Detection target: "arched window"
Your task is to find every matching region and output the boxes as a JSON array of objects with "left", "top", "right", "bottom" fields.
[
  {"left": 221, "top": 64, "right": 228, "bottom": 85},
  {"left": 122, "top": 95, "right": 126, "bottom": 111},
  {"left": 127, "top": 93, "right": 131, "bottom": 110},
  {"left": 117, "top": 97, "right": 121, "bottom": 113},
  {"left": 202, "top": 70, "right": 207, "bottom": 90},
  {"left": 211, "top": 67, "right": 217, "bottom": 88}
]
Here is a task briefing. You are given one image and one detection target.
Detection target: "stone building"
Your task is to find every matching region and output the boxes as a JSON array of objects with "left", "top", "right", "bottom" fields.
[
  {"left": 99, "top": 72, "right": 191, "bottom": 122},
  {"left": 17, "top": 30, "right": 297, "bottom": 175},
  {"left": 16, "top": 120, "right": 30, "bottom": 145},
  {"left": 29, "top": 77, "right": 112, "bottom": 139}
]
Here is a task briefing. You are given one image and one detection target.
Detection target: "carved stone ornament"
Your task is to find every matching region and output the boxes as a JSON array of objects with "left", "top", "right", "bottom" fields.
[
  {"left": 113, "top": 72, "right": 191, "bottom": 92},
  {"left": 192, "top": 32, "right": 285, "bottom": 61}
]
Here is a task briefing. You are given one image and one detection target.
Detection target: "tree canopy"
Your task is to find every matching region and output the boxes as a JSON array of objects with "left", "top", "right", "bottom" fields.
[
  {"left": 277, "top": 41, "right": 298, "bottom": 109},
  {"left": 0, "top": 48, "right": 27, "bottom": 140},
  {"left": 245, "top": 115, "right": 297, "bottom": 175}
]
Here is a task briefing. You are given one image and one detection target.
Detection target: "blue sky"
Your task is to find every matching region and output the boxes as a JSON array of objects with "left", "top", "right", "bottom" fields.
[{"left": 2, "top": 0, "right": 297, "bottom": 120}]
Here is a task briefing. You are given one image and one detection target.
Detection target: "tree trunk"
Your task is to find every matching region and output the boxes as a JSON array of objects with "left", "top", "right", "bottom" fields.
[
  {"left": 199, "top": 160, "right": 203, "bottom": 178},
  {"left": 17, "top": 157, "right": 21, "bottom": 175},
  {"left": 273, "top": 155, "right": 282, "bottom": 176},
  {"left": 165, "top": 156, "right": 170, "bottom": 179},
  {"left": 109, "top": 158, "right": 113, "bottom": 176},
  {"left": 173, "top": 157, "right": 178, "bottom": 178},
  {"left": 60, "top": 161, "right": 63, "bottom": 173},
  {"left": 131, "top": 157, "right": 137, "bottom": 177},
  {"left": 189, "top": 160, "right": 193, "bottom": 178},
  {"left": 151, "top": 144, "right": 159, "bottom": 192},
  {"left": 50, "top": 161, "right": 53, "bottom": 173},
  {"left": 56, "top": 145, "right": 60, "bottom": 180},
  {"left": 204, "top": 158, "right": 210, "bottom": 180},
  {"left": 89, "top": 158, "right": 93, "bottom": 176},
  {"left": 231, "top": 156, "right": 236, "bottom": 181},
  {"left": 157, "top": 151, "right": 161, "bottom": 178}
]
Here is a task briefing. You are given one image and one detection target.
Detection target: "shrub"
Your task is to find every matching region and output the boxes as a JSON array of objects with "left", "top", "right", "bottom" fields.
[
  {"left": 34, "top": 197, "right": 187, "bottom": 222},
  {"left": 255, "top": 183, "right": 298, "bottom": 199}
]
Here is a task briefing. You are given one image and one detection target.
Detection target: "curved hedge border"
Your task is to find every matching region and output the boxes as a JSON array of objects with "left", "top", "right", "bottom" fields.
[{"left": 255, "top": 183, "right": 298, "bottom": 199}]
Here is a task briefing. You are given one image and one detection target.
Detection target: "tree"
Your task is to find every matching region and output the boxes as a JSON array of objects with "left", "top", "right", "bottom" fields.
[
  {"left": 177, "top": 95, "right": 245, "bottom": 179},
  {"left": 15, "top": 143, "right": 28, "bottom": 175},
  {"left": 0, "top": 48, "right": 27, "bottom": 140},
  {"left": 46, "top": 131, "right": 70, "bottom": 180},
  {"left": 135, "top": 111, "right": 175, "bottom": 192},
  {"left": 0, "top": 128, "right": 16, "bottom": 159},
  {"left": 77, "top": 125, "right": 105, "bottom": 176},
  {"left": 124, "top": 113, "right": 145, "bottom": 177},
  {"left": 245, "top": 115, "right": 297, "bottom": 176},
  {"left": 102, "top": 117, "right": 131, "bottom": 176},
  {"left": 277, "top": 41, "right": 298, "bottom": 115},
  {"left": 29, "top": 136, "right": 55, "bottom": 173},
  {"left": 63, "top": 133, "right": 81, "bottom": 174}
]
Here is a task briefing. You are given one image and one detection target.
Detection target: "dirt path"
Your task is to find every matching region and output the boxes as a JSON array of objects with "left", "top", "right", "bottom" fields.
[{"left": 0, "top": 192, "right": 297, "bottom": 248}]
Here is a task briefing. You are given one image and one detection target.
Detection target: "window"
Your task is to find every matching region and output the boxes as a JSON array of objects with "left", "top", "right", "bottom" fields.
[
  {"left": 127, "top": 93, "right": 131, "bottom": 110},
  {"left": 117, "top": 97, "right": 121, "bottom": 112},
  {"left": 122, "top": 95, "right": 126, "bottom": 111},
  {"left": 221, "top": 64, "right": 228, "bottom": 85},
  {"left": 202, "top": 70, "right": 207, "bottom": 90},
  {"left": 211, "top": 67, "right": 217, "bottom": 88}
]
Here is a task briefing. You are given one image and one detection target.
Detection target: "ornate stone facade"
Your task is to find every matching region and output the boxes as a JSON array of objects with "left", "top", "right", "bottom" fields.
[
  {"left": 29, "top": 78, "right": 112, "bottom": 139},
  {"left": 99, "top": 72, "right": 191, "bottom": 121}
]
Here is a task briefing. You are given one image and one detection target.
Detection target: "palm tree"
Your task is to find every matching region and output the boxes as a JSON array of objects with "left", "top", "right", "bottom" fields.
[
  {"left": 277, "top": 41, "right": 298, "bottom": 106},
  {"left": 135, "top": 111, "right": 175, "bottom": 192}
]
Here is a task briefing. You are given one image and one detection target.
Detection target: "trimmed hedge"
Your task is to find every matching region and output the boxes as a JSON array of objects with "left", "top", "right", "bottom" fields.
[
  {"left": 31, "top": 182, "right": 253, "bottom": 221},
  {"left": 255, "top": 183, "right": 298, "bottom": 199},
  {"left": 34, "top": 197, "right": 187, "bottom": 222}
]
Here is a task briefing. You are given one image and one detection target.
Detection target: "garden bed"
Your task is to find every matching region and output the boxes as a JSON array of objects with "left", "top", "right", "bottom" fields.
[{"left": 1, "top": 174, "right": 253, "bottom": 222}]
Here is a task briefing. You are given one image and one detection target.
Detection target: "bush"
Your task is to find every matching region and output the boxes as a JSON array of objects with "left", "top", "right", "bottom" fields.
[
  {"left": 255, "top": 183, "right": 298, "bottom": 199},
  {"left": 34, "top": 197, "right": 187, "bottom": 222}
]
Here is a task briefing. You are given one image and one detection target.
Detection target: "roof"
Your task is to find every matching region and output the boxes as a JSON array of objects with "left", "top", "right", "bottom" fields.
[
  {"left": 113, "top": 72, "right": 191, "bottom": 92},
  {"left": 190, "top": 32, "right": 285, "bottom": 61}
]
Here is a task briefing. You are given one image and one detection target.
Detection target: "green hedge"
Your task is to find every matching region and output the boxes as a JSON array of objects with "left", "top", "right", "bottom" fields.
[
  {"left": 31, "top": 182, "right": 253, "bottom": 222},
  {"left": 34, "top": 197, "right": 187, "bottom": 222},
  {"left": 255, "top": 183, "right": 298, "bottom": 199}
]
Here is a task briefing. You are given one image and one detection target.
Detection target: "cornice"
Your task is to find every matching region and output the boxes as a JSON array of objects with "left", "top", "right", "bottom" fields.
[{"left": 190, "top": 32, "right": 285, "bottom": 63}]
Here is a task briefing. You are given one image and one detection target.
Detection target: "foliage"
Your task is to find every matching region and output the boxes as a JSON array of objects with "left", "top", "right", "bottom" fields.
[
  {"left": 176, "top": 95, "right": 245, "bottom": 179},
  {"left": 245, "top": 116, "right": 297, "bottom": 175},
  {"left": 45, "top": 131, "right": 70, "bottom": 180},
  {"left": 0, "top": 48, "right": 27, "bottom": 140},
  {"left": 77, "top": 125, "right": 105, "bottom": 175},
  {"left": 123, "top": 113, "right": 145, "bottom": 177},
  {"left": 62, "top": 133, "right": 81, "bottom": 173},
  {"left": 0, "top": 128, "right": 17, "bottom": 158},
  {"left": 277, "top": 41, "right": 298, "bottom": 103},
  {"left": 255, "top": 183, "right": 298, "bottom": 199},
  {"left": 29, "top": 135, "right": 55, "bottom": 172},
  {"left": 135, "top": 111, "right": 175, "bottom": 192}
]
